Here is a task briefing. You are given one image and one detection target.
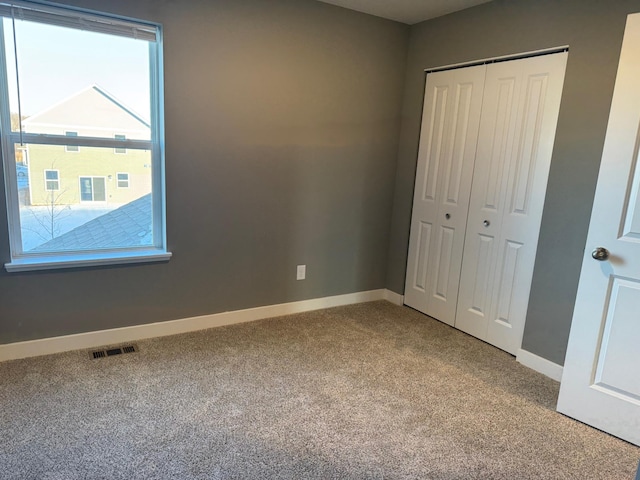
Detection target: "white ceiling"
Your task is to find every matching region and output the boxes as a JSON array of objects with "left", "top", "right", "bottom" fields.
[{"left": 315, "top": 0, "right": 493, "bottom": 25}]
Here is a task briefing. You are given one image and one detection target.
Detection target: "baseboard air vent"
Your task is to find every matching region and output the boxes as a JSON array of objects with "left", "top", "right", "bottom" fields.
[{"left": 90, "top": 344, "right": 137, "bottom": 359}]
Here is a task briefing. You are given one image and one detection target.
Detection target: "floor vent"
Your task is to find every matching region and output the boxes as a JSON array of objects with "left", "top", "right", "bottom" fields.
[{"left": 90, "top": 344, "right": 137, "bottom": 359}]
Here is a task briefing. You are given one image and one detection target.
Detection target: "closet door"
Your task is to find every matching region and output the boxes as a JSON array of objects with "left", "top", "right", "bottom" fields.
[
  {"left": 404, "top": 65, "right": 485, "bottom": 325},
  {"left": 455, "top": 52, "right": 568, "bottom": 354}
]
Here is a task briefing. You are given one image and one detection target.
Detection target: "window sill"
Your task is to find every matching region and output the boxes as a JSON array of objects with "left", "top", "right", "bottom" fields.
[{"left": 5, "top": 249, "right": 172, "bottom": 273}]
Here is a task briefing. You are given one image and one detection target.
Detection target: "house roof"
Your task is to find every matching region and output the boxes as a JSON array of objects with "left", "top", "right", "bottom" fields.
[
  {"left": 32, "top": 194, "right": 153, "bottom": 252},
  {"left": 22, "top": 85, "right": 150, "bottom": 132}
]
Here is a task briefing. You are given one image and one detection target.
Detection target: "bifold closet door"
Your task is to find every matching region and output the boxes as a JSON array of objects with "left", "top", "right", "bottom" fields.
[
  {"left": 455, "top": 52, "right": 568, "bottom": 354},
  {"left": 404, "top": 65, "right": 485, "bottom": 325},
  {"left": 405, "top": 52, "right": 567, "bottom": 354}
]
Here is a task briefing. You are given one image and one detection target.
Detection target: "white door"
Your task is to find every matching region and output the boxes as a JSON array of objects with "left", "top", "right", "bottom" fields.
[
  {"left": 557, "top": 13, "right": 640, "bottom": 447},
  {"left": 455, "top": 53, "right": 568, "bottom": 354},
  {"left": 404, "top": 65, "right": 485, "bottom": 325}
]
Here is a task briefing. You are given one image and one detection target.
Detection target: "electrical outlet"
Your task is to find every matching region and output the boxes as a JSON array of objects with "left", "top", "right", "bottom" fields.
[{"left": 296, "top": 264, "right": 306, "bottom": 280}]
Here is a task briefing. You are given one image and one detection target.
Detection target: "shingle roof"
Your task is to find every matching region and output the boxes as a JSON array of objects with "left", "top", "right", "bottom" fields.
[{"left": 32, "top": 194, "right": 153, "bottom": 252}]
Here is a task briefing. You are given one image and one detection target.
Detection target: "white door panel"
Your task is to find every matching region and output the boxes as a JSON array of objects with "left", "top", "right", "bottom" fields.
[
  {"left": 456, "top": 53, "right": 567, "bottom": 354},
  {"left": 594, "top": 278, "right": 640, "bottom": 400},
  {"left": 404, "top": 66, "right": 485, "bottom": 325},
  {"left": 453, "top": 68, "right": 520, "bottom": 339},
  {"left": 558, "top": 13, "right": 640, "bottom": 446}
]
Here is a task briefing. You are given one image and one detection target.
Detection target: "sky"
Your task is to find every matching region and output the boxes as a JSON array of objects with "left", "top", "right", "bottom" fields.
[{"left": 3, "top": 17, "right": 151, "bottom": 119}]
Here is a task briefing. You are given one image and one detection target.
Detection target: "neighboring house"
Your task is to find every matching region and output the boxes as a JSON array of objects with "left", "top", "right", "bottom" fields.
[{"left": 23, "top": 85, "right": 151, "bottom": 206}]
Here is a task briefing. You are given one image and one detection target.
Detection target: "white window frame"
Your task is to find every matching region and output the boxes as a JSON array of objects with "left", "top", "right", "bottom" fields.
[
  {"left": 0, "top": 1, "right": 170, "bottom": 272},
  {"left": 116, "top": 172, "right": 129, "bottom": 188},
  {"left": 44, "top": 169, "right": 59, "bottom": 191}
]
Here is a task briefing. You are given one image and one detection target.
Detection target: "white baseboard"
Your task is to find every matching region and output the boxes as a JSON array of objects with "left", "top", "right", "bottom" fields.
[
  {"left": 383, "top": 289, "right": 404, "bottom": 306},
  {"left": 0, "top": 289, "right": 401, "bottom": 362},
  {"left": 516, "top": 348, "right": 563, "bottom": 382}
]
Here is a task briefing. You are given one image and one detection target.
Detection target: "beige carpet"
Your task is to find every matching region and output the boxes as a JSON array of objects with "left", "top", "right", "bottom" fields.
[{"left": 0, "top": 301, "right": 638, "bottom": 479}]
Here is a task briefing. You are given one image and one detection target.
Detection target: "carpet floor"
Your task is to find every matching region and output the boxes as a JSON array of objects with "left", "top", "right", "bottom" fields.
[{"left": 0, "top": 300, "right": 638, "bottom": 479}]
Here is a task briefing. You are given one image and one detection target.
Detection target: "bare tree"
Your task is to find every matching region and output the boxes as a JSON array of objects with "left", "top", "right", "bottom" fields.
[
  {"left": 24, "top": 161, "right": 72, "bottom": 243},
  {"left": 24, "top": 189, "right": 71, "bottom": 243},
  {"left": 37, "top": 189, "right": 71, "bottom": 240}
]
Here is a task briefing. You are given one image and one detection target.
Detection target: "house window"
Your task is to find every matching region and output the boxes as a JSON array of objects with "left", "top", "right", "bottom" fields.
[
  {"left": 44, "top": 169, "right": 59, "bottom": 191},
  {"left": 116, "top": 172, "right": 129, "bottom": 188},
  {"left": 79, "top": 176, "right": 106, "bottom": 202},
  {"left": 114, "top": 134, "right": 126, "bottom": 154},
  {"left": 0, "top": 1, "right": 170, "bottom": 271},
  {"left": 65, "top": 131, "right": 79, "bottom": 152}
]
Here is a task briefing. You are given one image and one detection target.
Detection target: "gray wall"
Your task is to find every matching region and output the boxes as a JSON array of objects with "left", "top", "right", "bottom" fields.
[
  {"left": 3, "top": 0, "right": 638, "bottom": 368},
  {"left": 0, "top": 0, "right": 409, "bottom": 343},
  {"left": 386, "top": 0, "right": 640, "bottom": 365}
]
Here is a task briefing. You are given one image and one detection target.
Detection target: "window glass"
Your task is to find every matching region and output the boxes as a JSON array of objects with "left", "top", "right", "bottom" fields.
[
  {"left": 16, "top": 145, "right": 152, "bottom": 252},
  {"left": 4, "top": 19, "right": 150, "bottom": 140}
]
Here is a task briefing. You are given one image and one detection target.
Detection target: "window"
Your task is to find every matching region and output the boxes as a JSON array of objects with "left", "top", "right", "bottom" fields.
[
  {"left": 79, "top": 176, "right": 106, "bottom": 202},
  {"left": 65, "top": 131, "right": 79, "bottom": 152},
  {"left": 114, "top": 134, "right": 126, "bottom": 154},
  {"left": 116, "top": 172, "right": 129, "bottom": 188},
  {"left": 44, "top": 169, "right": 59, "bottom": 191},
  {"left": 0, "top": 1, "right": 170, "bottom": 271}
]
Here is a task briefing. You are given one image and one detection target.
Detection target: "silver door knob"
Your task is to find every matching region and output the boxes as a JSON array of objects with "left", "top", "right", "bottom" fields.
[
  {"left": 591, "top": 247, "right": 610, "bottom": 261},
  {"left": 483, "top": 220, "right": 490, "bottom": 227}
]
